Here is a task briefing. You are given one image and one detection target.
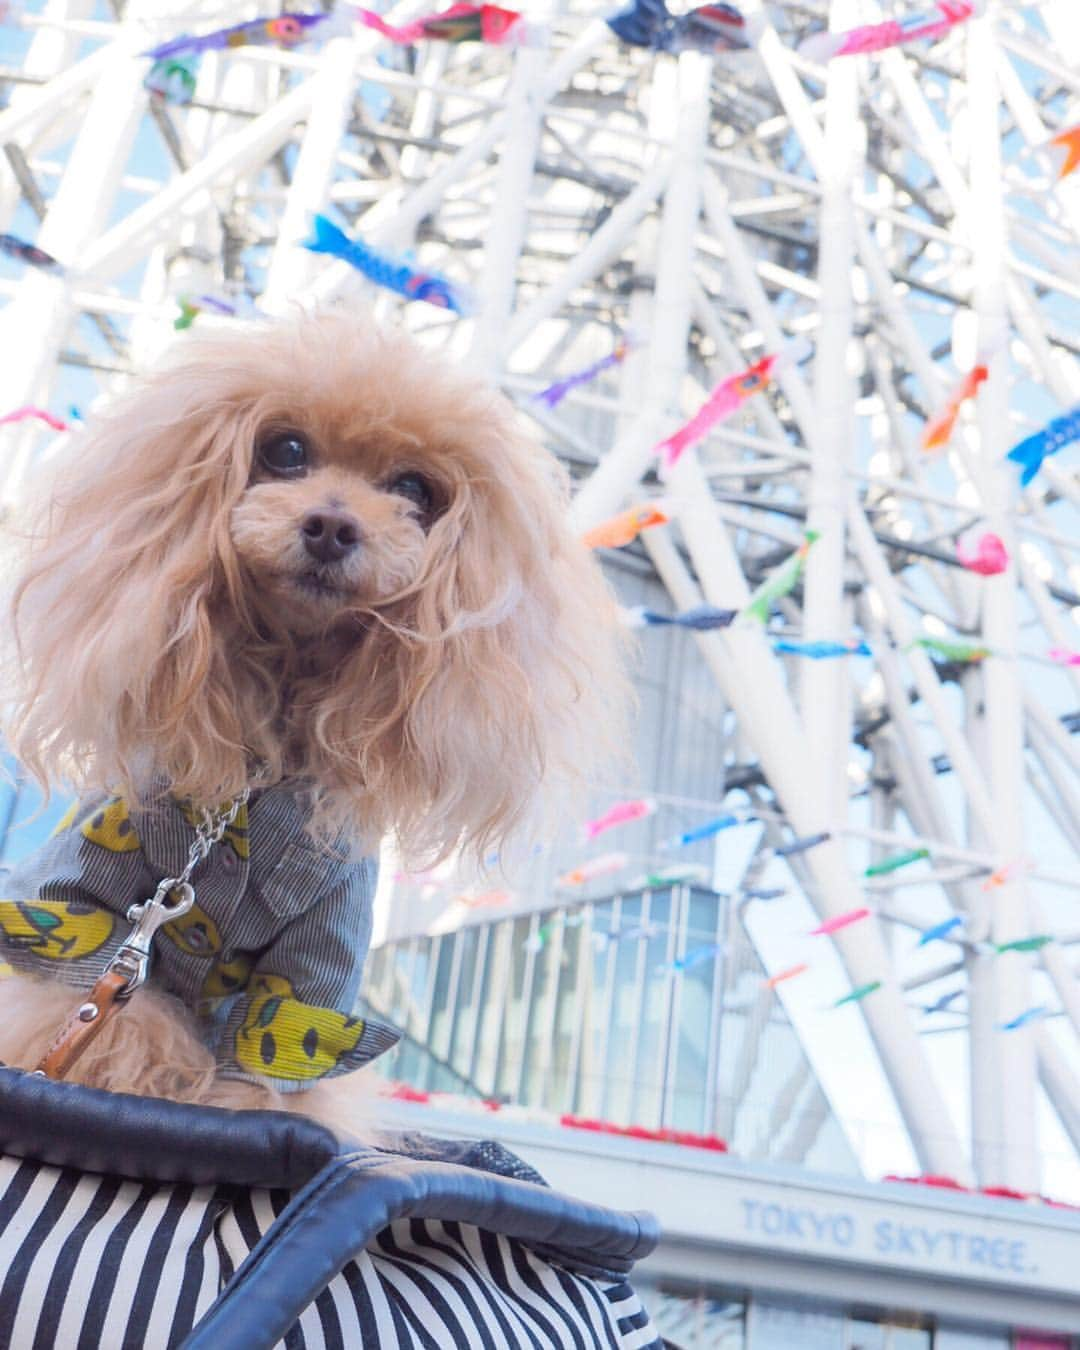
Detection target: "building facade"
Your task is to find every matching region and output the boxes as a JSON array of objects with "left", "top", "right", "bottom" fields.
[{"left": 364, "top": 880, "right": 858, "bottom": 1176}]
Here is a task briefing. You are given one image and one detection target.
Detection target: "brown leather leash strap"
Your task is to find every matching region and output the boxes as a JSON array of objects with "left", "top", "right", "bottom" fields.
[
  {"left": 34, "top": 970, "right": 131, "bottom": 1080},
  {"left": 32, "top": 878, "right": 195, "bottom": 1081},
  {"left": 31, "top": 792, "right": 248, "bottom": 1083}
]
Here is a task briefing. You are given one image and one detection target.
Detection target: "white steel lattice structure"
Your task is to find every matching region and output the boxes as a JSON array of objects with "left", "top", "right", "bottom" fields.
[{"left": 1, "top": 0, "right": 1079, "bottom": 1193}]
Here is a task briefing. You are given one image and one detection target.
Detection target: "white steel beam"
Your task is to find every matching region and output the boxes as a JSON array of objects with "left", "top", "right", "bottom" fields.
[
  {"left": 802, "top": 0, "right": 860, "bottom": 824},
  {"left": 570, "top": 52, "right": 710, "bottom": 528},
  {"left": 0, "top": 35, "right": 149, "bottom": 493},
  {"left": 75, "top": 80, "right": 315, "bottom": 285},
  {"left": 467, "top": 33, "right": 548, "bottom": 377},
  {"left": 1037, "top": 1028, "right": 1080, "bottom": 1159},
  {"left": 967, "top": 10, "right": 1037, "bottom": 1192},
  {"left": 261, "top": 38, "right": 361, "bottom": 313}
]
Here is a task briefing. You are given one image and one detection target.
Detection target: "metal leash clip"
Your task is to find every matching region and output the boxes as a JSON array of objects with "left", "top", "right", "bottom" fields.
[
  {"left": 108, "top": 879, "right": 196, "bottom": 999},
  {"left": 98, "top": 791, "right": 248, "bottom": 999},
  {"left": 33, "top": 788, "right": 249, "bottom": 1080}
]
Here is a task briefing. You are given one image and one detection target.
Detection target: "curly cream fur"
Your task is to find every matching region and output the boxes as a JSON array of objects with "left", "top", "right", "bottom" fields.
[
  {"left": 0, "top": 311, "right": 629, "bottom": 1116},
  {"left": 0, "top": 975, "right": 379, "bottom": 1133},
  {"left": 5, "top": 311, "right": 629, "bottom": 866}
]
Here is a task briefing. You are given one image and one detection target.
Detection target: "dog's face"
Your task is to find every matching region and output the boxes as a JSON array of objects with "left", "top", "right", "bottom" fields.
[
  {"left": 230, "top": 419, "right": 447, "bottom": 637},
  {"left": 9, "top": 312, "right": 628, "bottom": 862}
]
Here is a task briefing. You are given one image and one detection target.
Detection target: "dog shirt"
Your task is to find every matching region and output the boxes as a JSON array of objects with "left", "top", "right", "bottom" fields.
[{"left": 0, "top": 785, "right": 400, "bottom": 1092}]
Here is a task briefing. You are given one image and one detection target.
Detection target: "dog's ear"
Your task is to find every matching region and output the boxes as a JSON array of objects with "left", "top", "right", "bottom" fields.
[
  {"left": 5, "top": 339, "right": 265, "bottom": 803},
  {"left": 317, "top": 403, "right": 632, "bottom": 868}
]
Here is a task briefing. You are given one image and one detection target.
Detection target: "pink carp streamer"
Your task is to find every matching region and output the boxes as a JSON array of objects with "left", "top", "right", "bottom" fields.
[
  {"left": 460, "top": 889, "right": 513, "bottom": 909},
  {"left": 956, "top": 531, "right": 1008, "bottom": 576},
  {"left": 921, "top": 363, "right": 987, "bottom": 451},
  {"left": 981, "top": 858, "right": 1029, "bottom": 891},
  {"left": 809, "top": 907, "right": 871, "bottom": 937},
  {"left": 799, "top": 1, "right": 973, "bottom": 63},
  {"left": 584, "top": 798, "right": 656, "bottom": 840},
  {"left": 1049, "top": 648, "right": 1080, "bottom": 667},
  {"left": 657, "top": 353, "right": 776, "bottom": 469},
  {"left": 765, "top": 963, "right": 808, "bottom": 989},
  {"left": 0, "top": 405, "right": 67, "bottom": 432},
  {"left": 557, "top": 852, "right": 630, "bottom": 887},
  {"left": 658, "top": 338, "right": 811, "bottom": 469},
  {"left": 357, "top": 4, "right": 523, "bottom": 45}
]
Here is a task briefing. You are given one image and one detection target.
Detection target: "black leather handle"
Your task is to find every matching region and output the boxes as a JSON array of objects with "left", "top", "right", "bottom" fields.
[
  {"left": 0, "top": 1066, "right": 337, "bottom": 1189},
  {"left": 183, "top": 1151, "right": 661, "bottom": 1350}
]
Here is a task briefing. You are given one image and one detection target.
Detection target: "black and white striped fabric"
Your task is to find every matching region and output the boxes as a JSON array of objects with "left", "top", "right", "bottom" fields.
[{"left": 0, "top": 1153, "right": 662, "bottom": 1349}]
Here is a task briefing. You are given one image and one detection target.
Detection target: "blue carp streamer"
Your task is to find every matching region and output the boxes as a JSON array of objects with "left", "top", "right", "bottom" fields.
[{"left": 302, "top": 214, "right": 470, "bottom": 314}]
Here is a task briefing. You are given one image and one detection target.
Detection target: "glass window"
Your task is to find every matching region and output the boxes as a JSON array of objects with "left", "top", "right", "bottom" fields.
[
  {"left": 472, "top": 921, "right": 513, "bottom": 1095},
  {"left": 847, "top": 1320, "right": 887, "bottom": 1350},
  {"left": 426, "top": 935, "right": 457, "bottom": 1062},
  {"left": 602, "top": 893, "right": 643, "bottom": 1122},
  {"left": 365, "top": 944, "right": 389, "bottom": 1005},
  {"left": 403, "top": 938, "right": 432, "bottom": 1040},
  {"left": 518, "top": 912, "right": 561, "bottom": 1105},
  {"left": 935, "top": 1333, "right": 1010, "bottom": 1350},
  {"left": 390, "top": 1033, "right": 423, "bottom": 1086},
  {"left": 630, "top": 887, "right": 676, "bottom": 1126},
  {"left": 546, "top": 915, "right": 585, "bottom": 1113},
  {"left": 747, "top": 1300, "right": 845, "bottom": 1350},
  {"left": 669, "top": 887, "right": 724, "bottom": 1132},
  {"left": 447, "top": 925, "right": 481, "bottom": 1080},
  {"left": 846, "top": 1320, "right": 931, "bottom": 1349},
  {"left": 713, "top": 914, "right": 860, "bottom": 1175},
  {"left": 575, "top": 900, "right": 616, "bottom": 1118},
  {"left": 643, "top": 1289, "right": 941, "bottom": 1350},
  {"left": 888, "top": 1329, "right": 932, "bottom": 1350},
  {"left": 642, "top": 1285, "right": 745, "bottom": 1349},
  {"left": 494, "top": 914, "right": 534, "bottom": 1099},
  {"left": 383, "top": 940, "right": 423, "bottom": 1030}
]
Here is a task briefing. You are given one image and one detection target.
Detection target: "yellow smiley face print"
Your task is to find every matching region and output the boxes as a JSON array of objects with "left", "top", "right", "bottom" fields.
[
  {"left": 162, "top": 901, "right": 222, "bottom": 959},
  {"left": 234, "top": 974, "right": 368, "bottom": 1081},
  {"left": 201, "top": 949, "right": 255, "bottom": 1000},
  {"left": 79, "top": 798, "right": 141, "bottom": 853},
  {"left": 0, "top": 899, "right": 116, "bottom": 960}
]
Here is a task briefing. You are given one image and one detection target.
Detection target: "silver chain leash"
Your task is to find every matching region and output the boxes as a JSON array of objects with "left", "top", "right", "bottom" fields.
[{"left": 106, "top": 791, "right": 250, "bottom": 999}]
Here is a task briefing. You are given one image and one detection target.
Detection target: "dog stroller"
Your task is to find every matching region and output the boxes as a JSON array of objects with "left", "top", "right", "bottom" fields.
[{"left": 0, "top": 1066, "right": 662, "bottom": 1348}]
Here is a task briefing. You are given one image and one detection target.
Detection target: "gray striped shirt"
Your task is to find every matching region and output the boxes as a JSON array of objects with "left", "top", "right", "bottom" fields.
[{"left": 0, "top": 785, "right": 400, "bottom": 1092}]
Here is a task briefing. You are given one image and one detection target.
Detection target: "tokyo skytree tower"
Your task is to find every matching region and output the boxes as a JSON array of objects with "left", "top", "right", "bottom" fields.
[{"left": 1, "top": 0, "right": 1078, "bottom": 1191}]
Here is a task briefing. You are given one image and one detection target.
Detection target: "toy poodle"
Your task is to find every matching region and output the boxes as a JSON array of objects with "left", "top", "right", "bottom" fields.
[{"left": 0, "top": 310, "right": 627, "bottom": 1129}]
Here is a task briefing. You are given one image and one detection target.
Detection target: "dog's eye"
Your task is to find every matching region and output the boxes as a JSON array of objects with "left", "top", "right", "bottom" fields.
[
  {"left": 389, "top": 471, "right": 433, "bottom": 515},
  {"left": 259, "top": 433, "right": 308, "bottom": 477}
]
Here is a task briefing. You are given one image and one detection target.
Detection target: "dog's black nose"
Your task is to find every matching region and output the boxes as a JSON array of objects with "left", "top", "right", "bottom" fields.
[{"left": 301, "top": 510, "right": 361, "bottom": 563}]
